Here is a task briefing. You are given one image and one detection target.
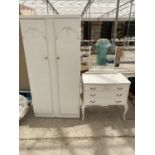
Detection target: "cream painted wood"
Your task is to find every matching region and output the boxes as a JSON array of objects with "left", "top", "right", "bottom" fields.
[
  {"left": 84, "top": 84, "right": 129, "bottom": 92},
  {"left": 46, "top": 19, "right": 60, "bottom": 117},
  {"left": 54, "top": 18, "right": 80, "bottom": 115},
  {"left": 84, "top": 91, "right": 128, "bottom": 99},
  {"left": 84, "top": 97, "right": 128, "bottom": 106},
  {"left": 20, "top": 15, "right": 80, "bottom": 118},
  {"left": 82, "top": 73, "right": 130, "bottom": 84},
  {"left": 82, "top": 73, "right": 131, "bottom": 120},
  {"left": 20, "top": 19, "right": 53, "bottom": 116}
]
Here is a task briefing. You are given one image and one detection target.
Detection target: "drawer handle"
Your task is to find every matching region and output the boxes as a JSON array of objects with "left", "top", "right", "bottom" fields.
[
  {"left": 90, "top": 100, "right": 96, "bottom": 103},
  {"left": 90, "top": 94, "right": 96, "bottom": 97},
  {"left": 90, "top": 88, "right": 96, "bottom": 90},
  {"left": 44, "top": 56, "right": 48, "bottom": 60},
  {"left": 115, "top": 100, "right": 121, "bottom": 103},
  {"left": 116, "top": 94, "right": 122, "bottom": 97},
  {"left": 117, "top": 88, "right": 123, "bottom": 90}
]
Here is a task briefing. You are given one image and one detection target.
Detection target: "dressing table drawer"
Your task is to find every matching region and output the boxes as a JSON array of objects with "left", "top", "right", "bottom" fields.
[
  {"left": 84, "top": 91, "right": 128, "bottom": 99},
  {"left": 84, "top": 84, "right": 129, "bottom": 92},
  {"left": 84, "top": 97, "right": 127, "bottom": 106}
]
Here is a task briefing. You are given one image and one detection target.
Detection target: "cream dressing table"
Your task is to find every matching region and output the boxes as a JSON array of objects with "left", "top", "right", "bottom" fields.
[{"left": 81, "top": 73, "right": 131, "bottom": 120}]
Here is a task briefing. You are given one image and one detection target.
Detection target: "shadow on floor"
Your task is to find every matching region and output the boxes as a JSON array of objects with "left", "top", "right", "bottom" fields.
[{"left": 19, "top": 99, "right": 135, "bottom": 140}]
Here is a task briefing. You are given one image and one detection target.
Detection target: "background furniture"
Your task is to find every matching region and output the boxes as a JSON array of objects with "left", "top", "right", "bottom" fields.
[
  {"left": 82, "top": 73, "right": 131, "bottom": 120},
  {"left": 81, "top": 46, "right": 91, "bottom": 72},
  {"left": 20, "top": 15, "right": 81, "bottom": 118}
]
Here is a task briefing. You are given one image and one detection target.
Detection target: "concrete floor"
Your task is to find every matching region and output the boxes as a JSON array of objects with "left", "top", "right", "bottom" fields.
[{"left": 19, "top": 99, "right": 135, "bottom": 155}]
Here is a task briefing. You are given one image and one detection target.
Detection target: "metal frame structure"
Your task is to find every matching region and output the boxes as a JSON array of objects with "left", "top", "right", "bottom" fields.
[
  {"left": 81, "top": 0, "right": 94, "bottom": 17},
  {"left": 19, "top": 0, "right": 135, "bottom": 19},
  {"left": 126, "top": 0, "right": 133, "bottom": 36},
  {"left": 19, "top": 0, "right": 135, "bottom": 44},
  {"left": 98, "top": 0, "right": 134, "bottom": 20},
  {"left": 112, "top": 0, "right": 120, "bottom": 46},
  {"left": 43, "top": 0, "right": 59, "bottom": 14}
]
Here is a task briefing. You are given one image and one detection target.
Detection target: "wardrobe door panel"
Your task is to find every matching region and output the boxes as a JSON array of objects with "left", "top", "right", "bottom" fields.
[
  {"left": 54, "top": 18, "right": 80, "bottom": 116},
  {"left": 20, "top": 19, "right": 53, "bottom": 116},
  {"left": 46, "top": 19, "right": 60, "bottom": 116}
]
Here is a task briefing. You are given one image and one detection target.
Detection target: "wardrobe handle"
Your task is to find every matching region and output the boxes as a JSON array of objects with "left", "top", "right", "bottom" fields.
[
  {"left": 44, "top": 56, "right": 48, "bottom": 60},
  {"left": 90, "top": 94, "right": 96, "bottom": 97},
  {"left": 90, "top": 100, "right": 96, "bottom": 103},
  {"left": 57, "top": 56, "right": 60, "bottom": 60},
  {"left": 115, "top": 100, "right": 121, "bottom": 103}
]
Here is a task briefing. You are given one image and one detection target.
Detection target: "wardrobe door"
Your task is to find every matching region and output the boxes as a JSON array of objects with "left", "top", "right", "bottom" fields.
[
  {"left": 20, "top": 19, "right": 53, "bottom": 117},
  {"left": 54, "top": 18, "right": 80, "bottom": 117}
]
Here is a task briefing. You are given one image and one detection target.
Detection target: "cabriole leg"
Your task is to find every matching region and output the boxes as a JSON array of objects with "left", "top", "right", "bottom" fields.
[
  {"left": 81, "top": 105, "right": 85, "bottom": 120},
  {"left": 123, "top": 103, "right": 128, "bottom": 120}
]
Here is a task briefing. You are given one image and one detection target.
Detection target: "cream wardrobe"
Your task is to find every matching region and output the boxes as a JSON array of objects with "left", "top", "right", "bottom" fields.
[{"left": 20, "top": 15, "right": 81, "bottom": 118}]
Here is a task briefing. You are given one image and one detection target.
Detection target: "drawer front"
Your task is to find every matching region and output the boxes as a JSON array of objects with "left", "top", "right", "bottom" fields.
[
  {"left": 84, "top": 91, "right": 128, "bottom": 99},
  {"left": 84, "top": 97, "right": 127, "bottom": 106},
  {"left": 84, "top": 84, "right": 129, "bottom": 93}
]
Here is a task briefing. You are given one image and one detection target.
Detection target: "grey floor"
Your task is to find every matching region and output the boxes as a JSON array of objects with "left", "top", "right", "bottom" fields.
[{"left": 19, "top": 99, "right": 135, "bottom": 155}]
